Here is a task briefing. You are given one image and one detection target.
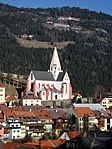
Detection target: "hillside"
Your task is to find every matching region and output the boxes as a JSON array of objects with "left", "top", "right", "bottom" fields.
[{"left": 0, "top": 3, "right": 112, "bottom": 97}]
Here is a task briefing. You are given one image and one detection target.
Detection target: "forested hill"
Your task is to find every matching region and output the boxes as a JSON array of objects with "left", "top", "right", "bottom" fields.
[{"left": 0, "top": 3, "right": 112, "bottom": 97}]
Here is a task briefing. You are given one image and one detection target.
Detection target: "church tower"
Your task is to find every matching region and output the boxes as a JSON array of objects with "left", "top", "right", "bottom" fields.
[{"left": 50, "top": 47, "right": 63, "bottom": 80}]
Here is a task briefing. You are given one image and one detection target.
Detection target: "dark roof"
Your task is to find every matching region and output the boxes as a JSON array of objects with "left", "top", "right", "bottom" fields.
[
  {"left": 46, "top": 109, "right": 68, "bottom": 119},
  {"left": 22, "top": 106, "right": 37, "bottom": 111},
  {"left": 32, "top": 70, "right": 55, "bottom": 81},
  {"left": 57, "top": 72, "right": 65, "bottom": 81},
  {"left": 22, "top": 95, "right": 40, "bottom": 99}
]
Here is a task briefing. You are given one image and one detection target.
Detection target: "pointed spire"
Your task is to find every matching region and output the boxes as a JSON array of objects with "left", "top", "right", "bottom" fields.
[
  {"left": 50, "top": 47, "right": 61, "bottom": 68},
  {"left": 50, "top": 47, "right": 63, "bottom": 80}
]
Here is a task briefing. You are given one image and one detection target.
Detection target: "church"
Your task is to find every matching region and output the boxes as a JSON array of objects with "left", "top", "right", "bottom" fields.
[{"left": 26, "top": 47, "right": 72, "bottom": 101}]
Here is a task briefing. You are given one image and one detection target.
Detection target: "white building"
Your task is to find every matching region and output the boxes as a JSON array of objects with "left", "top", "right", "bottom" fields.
[
  {"left": 97, "top": 93, "right": 112, "bottom": 109},
  {"left": 21, "top": 91, "right": 41, "bottom": 106},
  {"left": 9, "top": 119, "right": 21, "bottom": 140},
  {"left": 0, "top": 82, "right": 5, "bottom": 104},
  {"left": 26, "top": 47, "right": 72, "bottom": 101}
]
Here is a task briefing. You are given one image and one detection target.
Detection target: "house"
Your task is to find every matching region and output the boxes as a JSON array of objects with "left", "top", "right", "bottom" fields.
[
  {"left": 0, "top": 82, "right": 5, "bottom": 104},
  {"left": 59, "top": 131, "right": 81, "bottom": 140},
  {"left": 23, "top": 123, "right": 45, "bottom": 140},
  {"left": 9, "top": 119, "right": 21, "bottom": 140},
  {"left": 13, "top": 110, "right": 42, "bottom": 139},
  {"left": 5, "top": 96, "right": 17, "bottom": 107},
  {"left": 26, "top": 47, "right": 72, "bottom": 101},
  {"left": 46, "top": 108, "right": 68, "bottom": 136},
  {"left": 68, "top": 106, "right": 96, "bottom": 131},
  {"left": 104, "top": 116, "right": 112, "bottom": 131},
  {"left": 20, "top": 91, "right": 41, "bottom": 106},
  {"left": 96, "top": 93, "right": 112, "bottom": 109},
  {"left": 2, "top": 109, "right": 21, "bottom": 140},
  {"left": 93, "top": 110, "right": 109, "bottom": 131},
  {"left": 33, "top": 109, "right": 53, "bottom": 132}
]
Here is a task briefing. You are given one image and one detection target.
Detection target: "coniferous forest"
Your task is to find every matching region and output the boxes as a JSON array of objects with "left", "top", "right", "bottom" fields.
[{"left": 0, "top": 3, "right": 112, "bottom": 97}]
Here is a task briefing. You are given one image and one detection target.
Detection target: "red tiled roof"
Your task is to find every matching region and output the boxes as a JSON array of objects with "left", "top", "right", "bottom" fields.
[
  {"left": 33, "top": 109, "right": 52, "bottom": 119},
  {"left": 24, "top": 140, "right": 66, "bottom": 149},
  {"left": 3, "top": 110, "right": 16, "bottom": 118},
  {"left": 24, "top": 142, "right": 39, "bottom": 146},
  {"left": 13, "top": 111, "right": 36, "bottom": 118},
  {"left": 51, "top": 139, "right": 66, "bottom": 147},
  {"left": 0, "top": 105, "right": 9, "bottom": 111},
  {"left": 19, "top": 143, "right": 38, "bottom": 149},
  {"left": 73, "top": 107, "right": 95, "bottom": 117},
  {"left": 0, "top": 113, "right": 4, "bottom": 122},
  {"left": 66, "top": 131, "right": 81, "bottom": 139},
  {"left": 0, "top": 142, "right": 21, "bottom": 149},
  {"left": 0, "top": 142, "right": 38, "bottom": 149},
  {"left": 40, "top": 140, "right": 54, "bottom": 148},
  {"left": 6, "top": 96, "right": 15, "bottom": 103},
  {"left": 10, "top": 106, "right": 24, "bottom": 112}
]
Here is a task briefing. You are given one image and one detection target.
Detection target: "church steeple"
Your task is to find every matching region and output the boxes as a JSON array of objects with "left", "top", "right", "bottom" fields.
[{"left": 50, "top": 47, "right": 63, "bottom": 80}]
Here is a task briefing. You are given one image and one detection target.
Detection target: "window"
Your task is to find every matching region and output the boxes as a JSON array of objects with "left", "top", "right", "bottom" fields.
[
  {"left": 58, "top": 119, "right": 61, "bottom": 122},
  {"left": 17, "top": 130, "right": 19, "bottom": 132},
  {"left": 31, "top": 73, "right": 33, "bottom": 80},
  {"left": 31, "top": 83, "right": 33, "bottom": 92},
  {"left": 13, "top": 136, "right": 15, "bottom": 139},
  {"left": 13, "top": 130, "right": 15, "bottom": 133},
  {"left": 107, "top": 118, "right": 110, "bottom": 123},
  {"left": 17, "top": 136, "right": 19, "bottom": 138},
  {"left": 55, "top": 95, "right": 57, "bottom": 99},
  {"left": 80, "top": 118, "right": 82, "bottom": 121},
  {"left": 16, "top": 125, "right": 18, "bottom": 127}
]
